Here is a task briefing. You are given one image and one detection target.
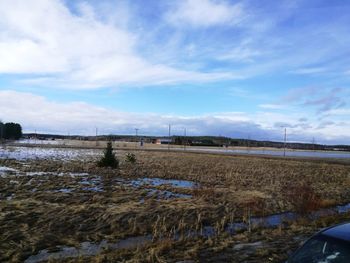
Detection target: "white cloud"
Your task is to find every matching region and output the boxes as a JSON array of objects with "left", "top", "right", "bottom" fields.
[
  {"left": 258, "top": 104, "right": 285, "bottom": 110},
  {"left": 1, "top": 0, "right": 349, "bottom": 90},
  {"left": 0, "top": 90, "right": 264, "bottom": 137},
  {"left": 1, "top": 90, "right": 349, "bottom": 144},
  {"left": 0, "top": 0, "right": 236, "bottom": 89},
  {"left": 254, "top": 111, "right": 350, "bottom": 144},
  {"left": 324, "top": 109, "right": 350, "bottom": 116},
  {"left": 281, "top": 87, "right": 348, "bottom": 114},
  {"left": 217, "top": 41, "right": 262, "bottom": 62},
  {"left": 165, "top": 0, "right": 245, "bottom": 27},
  {"left": 218, "top": 48, "right": 261, "bottom": 62},
  {"left": 290, "top": 67, "right": 327, "bottom": 75}
]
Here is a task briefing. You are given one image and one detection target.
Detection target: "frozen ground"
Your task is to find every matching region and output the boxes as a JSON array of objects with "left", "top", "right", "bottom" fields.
[
  {"left": 8, "top": 140, "right": 350, "bottom": 159},
  {"left": 0, "top": 166, "right": 195, "bottom": 200},
  {"left": 17, "top": 139, "right": 62, "bottom": 145},
  {"left": 130, "top": 177, "right": 198, "bottom": 189},
  {"left": 0, "top": 146, "right": 100, "bottom": 161}
]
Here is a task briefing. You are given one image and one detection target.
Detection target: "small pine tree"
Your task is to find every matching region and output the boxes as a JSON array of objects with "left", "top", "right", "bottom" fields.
[{"left": 98, "top": 141, "right": 119, "bottom": 168}]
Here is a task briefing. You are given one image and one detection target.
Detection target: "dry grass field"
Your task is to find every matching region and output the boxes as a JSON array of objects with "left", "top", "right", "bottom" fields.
[{"left": 1, "top": 148, "right": 350, "bottom": 262}]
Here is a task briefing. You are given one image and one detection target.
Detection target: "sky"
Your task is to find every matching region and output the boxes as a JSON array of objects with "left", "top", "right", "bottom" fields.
[{"left": 0, "top": 0, "right": 350, "bottom": 144}]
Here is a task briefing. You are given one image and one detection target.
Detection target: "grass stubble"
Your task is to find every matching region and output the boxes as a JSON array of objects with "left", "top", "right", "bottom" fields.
[{"left": 1, "top": 150, "right": 350, "bottom": 262}]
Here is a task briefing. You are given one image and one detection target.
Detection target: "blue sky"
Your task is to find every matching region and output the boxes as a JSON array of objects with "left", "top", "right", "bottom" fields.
[{"left": 0, "top": 0, "right": 350, "bottom": 144}]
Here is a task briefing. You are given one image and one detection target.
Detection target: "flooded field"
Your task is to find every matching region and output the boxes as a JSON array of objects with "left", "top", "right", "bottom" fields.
[
  {"left": 1, "top": 146, "right": 350, "bottom": 262},
  {"left": 197, "top": 147, "right": 350, "bottom": 159},
  {"left": 12, "top": 139, "right": 350, "bottom": 159}
]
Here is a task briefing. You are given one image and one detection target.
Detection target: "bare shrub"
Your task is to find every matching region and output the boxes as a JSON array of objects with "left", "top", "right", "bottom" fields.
[
  {"left": 283, "top": 181, "right": 321, "bottom": 215},
  {"left": 125, "top": 153, "right": 137, "bottom": 164}
]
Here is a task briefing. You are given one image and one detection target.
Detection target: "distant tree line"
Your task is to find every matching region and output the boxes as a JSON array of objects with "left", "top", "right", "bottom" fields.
[
  {"left": 172, "top": 136, "right": 350, "bottom": 151},
  {"left": 19, "top": 132, "right": 350, "bottom": 152},
  {"left": 0, "top": 122, "right": 22, "bottom": 140}
]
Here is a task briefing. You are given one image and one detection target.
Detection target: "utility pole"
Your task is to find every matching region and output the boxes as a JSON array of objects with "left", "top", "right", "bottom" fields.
[
  {"left": 283, "top": 128, "right": 287, "bottom": 157},
  {"left": 263, "top": 138, "right": 266, "bottom": 154},
  {"left": 183, "top": 127, "right": 187, "bottom": 151},
  {"left": 95, "top": 127, "right": 98, "bottom": 147},
  {"left": 0, "top": 123, "right": 3, "bottom": 143},
  {"left": 312, "top": 137, "right": 316, "bottom": 151},
  {"left": 247, "top": 134, "right": 250, "bottom": 153},
  {"left": 168, "top": 124, "right": 171, "bottom": 151},
  {"left": 135, "top": 128, "right": 139, "bottom": 148}
]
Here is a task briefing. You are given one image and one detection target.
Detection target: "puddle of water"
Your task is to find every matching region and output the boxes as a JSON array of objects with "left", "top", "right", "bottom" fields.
[
  {"left": 128, "top": 177, "right": 196, "bottom": 200},
  {"left": 145, "top": 189, "right": 192, "bottom": 199},
  {"left": 1, "top": 165, "right": 193, "bottom": 200},
  {"left": 9, "top": 180, "right": 19, "bottom": 184},
  {"left": 4, "top": 171, "right": 87, "bottom": 177},
  {"left": 79, "top": 176, "right": 103, "bottom": 192},
  {"left": 226, "top": 203, "right": 350, "bottom": 234},
  {"left": 24, "top": 236, "right": 152, "bottom": 263},
  {"left": 0, "top": 166, "right": 18, "bottom": 177},
  {"left": 24, "top": 172, "right": 89, "bottom": 177},
  {"left": 6, "top": 194, "right": 15, "bottom": 200},
  {"left": 80, "top": 177, "right": 101, "bottom": 185},
  {"left": 190, "top": 147, "right": 350, "bottom": 159},
  {"left": 63, "top": 172, "right": 89, "bottom": 177},
  {"left": 0, "top": 166, "right": 18, "bottom": 172},
  {"left": 226, "top": 212, "right": 297, "bottom": 234},
  {"left": 233, "top": 241, "right": 263, "bottom": 251},
  {"left": 201, "top": 226, "right": 216, "bottom": 237},
  {"left": 82, "top": 186, "right": 103, "bottom": 192},
  {"left": 130, "top": 178, "right": 197, "bottom": 189},
  {"left": 336, "top": 203, "right": 350, "bottom": 213},
  {"left": 26, "top": 172, "right": 56, "bottom": 176},
  {"left": 23, "top": 202, "right": 350, "bottom": 262},
  {"left": 56, "top": 188, "right": 74, "bottom": 193},
  {"left": 111, "top": 177, "right": 195, "bottom": 200}
]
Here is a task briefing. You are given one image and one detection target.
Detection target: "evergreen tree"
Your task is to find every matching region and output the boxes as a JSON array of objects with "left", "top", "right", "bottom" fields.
[
  {"left": 0, "top": 121, "right": 3, "bottom": 140},
  {"left": 98, "top": 141, "right": 119, "bottom": 168},
  {"left": 3, "top": 122, "right": 22, "bottom": 140}
]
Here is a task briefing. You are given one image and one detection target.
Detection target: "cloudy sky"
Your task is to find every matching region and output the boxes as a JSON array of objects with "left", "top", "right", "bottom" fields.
[{"left": 0, "top": 0, "right": 349, "bottom": 144}]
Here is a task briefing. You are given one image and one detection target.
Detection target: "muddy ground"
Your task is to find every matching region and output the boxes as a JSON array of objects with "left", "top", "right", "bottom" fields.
[{"left": 1, "top": 147, "right": 350, "bottom": 262}]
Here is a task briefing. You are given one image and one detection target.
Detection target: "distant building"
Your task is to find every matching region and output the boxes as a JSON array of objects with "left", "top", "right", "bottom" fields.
[{"left": 154, "top": 138, "right": 172, "bottom": 144}]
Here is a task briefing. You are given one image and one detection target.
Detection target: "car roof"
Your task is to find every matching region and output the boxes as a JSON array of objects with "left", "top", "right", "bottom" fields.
[{"left": 319, "top": 222, "right": 350, "bottom": 242}]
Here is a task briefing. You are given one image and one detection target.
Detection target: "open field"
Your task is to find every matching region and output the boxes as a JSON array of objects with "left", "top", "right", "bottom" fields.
[
  {"left": 1, "top": 146, "right": 350, "bottom": 262},
  {"left": 12, "top": 139, "right": 350, "bottom": 159}
]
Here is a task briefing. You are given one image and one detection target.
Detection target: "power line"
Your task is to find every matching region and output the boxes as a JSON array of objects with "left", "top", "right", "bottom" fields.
[
  {"left": 95, "top": 127, "right": 98, "bottom": 147},
  {"left": 135, "top": 128, "right": 139, "bottom": 148},
  {"left": 283, "top": 128, "right": 287, "bottom": 157},
  {"left": 168, "top": 124, "right": 171, "bottom": 151},
  {"left": 184, "top": 127, "right": 187, "bottom": 151}
]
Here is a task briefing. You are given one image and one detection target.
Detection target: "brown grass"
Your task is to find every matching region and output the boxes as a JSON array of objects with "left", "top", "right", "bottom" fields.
[
  {"left": 283, "top": 182, "right": 322, "bottom": 214},
  {"left": 1, "top": 150, "right": 350, "bottom": 262}
]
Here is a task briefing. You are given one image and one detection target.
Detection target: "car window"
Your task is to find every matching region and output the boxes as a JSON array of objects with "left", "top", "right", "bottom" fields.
[{"left": 289, "top": 236, "right": 350, "bottom": 263}]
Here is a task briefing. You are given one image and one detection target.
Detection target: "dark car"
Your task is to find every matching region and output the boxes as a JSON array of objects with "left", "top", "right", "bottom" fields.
[{"left": 287, "top": 222, "right": 350, "bottom": 263}]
